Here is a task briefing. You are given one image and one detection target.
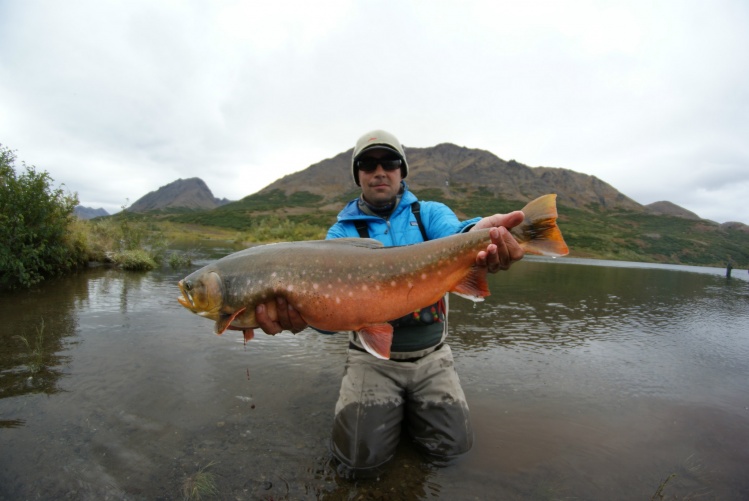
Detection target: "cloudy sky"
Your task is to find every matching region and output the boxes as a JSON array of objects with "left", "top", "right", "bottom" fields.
[{"left": 1, "top": 0, "right": 747, "bottom": 223}]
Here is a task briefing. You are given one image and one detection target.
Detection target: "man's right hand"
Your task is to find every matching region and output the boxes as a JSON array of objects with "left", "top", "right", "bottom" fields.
[{"left": 255, "top": 297, "right": 308, "bottom": 335}]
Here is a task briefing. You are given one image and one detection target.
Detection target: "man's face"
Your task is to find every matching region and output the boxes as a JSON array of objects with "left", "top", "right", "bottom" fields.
[{"left": 357, "top": 149, "right": 403, "bottom": 207}]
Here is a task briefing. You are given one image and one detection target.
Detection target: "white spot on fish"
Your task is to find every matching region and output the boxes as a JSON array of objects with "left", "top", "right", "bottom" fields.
[
  {"left": 313, "top": 283, "right": 319, "bottom": 290},
  {"left": 361, "top": 285, "right": 368, "bottom": 291},
  {"left": 421, "top": 273, "right": 427, "bottom": 280},
  {"left": 335, "top": 297, "right": 341, "bottom": 304},
  {"left": 390, "top": 281, "right": 396, "bottom": 287},
  {"left": 271, "top": 272, "right": 277, "bottom": 278}
]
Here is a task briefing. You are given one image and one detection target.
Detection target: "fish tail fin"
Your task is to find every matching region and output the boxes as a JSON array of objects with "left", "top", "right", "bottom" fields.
[
  {"left": 357, "top": 323, "right": 394, "bottom": 360},
  {"left": 512, "top": 194, "right": 569, "bottom": 257},
  {"left": 451, "top": 265, "right": 490, "bottom": 301}
]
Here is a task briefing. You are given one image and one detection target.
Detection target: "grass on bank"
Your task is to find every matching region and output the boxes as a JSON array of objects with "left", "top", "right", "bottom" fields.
[
  {"left": 69, "top": 214, "right": 194, "bottom": 271},
  {"left": 13, "top": 319, "right": 47, "bottom": 374},
  {"left": 182, "top": 461, "right": 219, "bottom": 501}
]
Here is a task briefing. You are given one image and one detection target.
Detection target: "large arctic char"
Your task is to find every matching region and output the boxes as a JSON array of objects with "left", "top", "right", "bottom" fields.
[{"left": 178, "top": 194, "right": 569, "bottom": 359}]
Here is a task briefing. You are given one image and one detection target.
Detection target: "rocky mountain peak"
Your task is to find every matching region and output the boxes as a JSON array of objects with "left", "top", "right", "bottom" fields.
[{"left": 127, "top": 177, "right": 229, "bottom": 212}]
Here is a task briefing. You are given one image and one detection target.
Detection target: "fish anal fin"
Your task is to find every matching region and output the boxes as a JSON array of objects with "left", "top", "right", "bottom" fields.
[
  {"left": 451, "top": 265, "right": 490, "bottom": 302},
  {"left": 243, "top": 329, "right": 254, "bottom": 343},
  {"left": 215, "top": 307, "right": 247, "bottom": 335},
  {"left": 357, "top": 324, "right": 393, "bottom": 360}
]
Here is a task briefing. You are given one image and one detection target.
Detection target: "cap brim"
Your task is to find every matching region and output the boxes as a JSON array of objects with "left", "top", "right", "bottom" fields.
[{"left": 354, "top": 145, "right": 402, "bottom": 160}]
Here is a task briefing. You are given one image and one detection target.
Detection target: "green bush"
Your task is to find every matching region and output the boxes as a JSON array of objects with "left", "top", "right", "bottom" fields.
[
  {"left": 168, "top": 251, "right": 193, "bottom": 269},
  {"left": 114, "top": 249, "right": 157, "bottom": 271},
  {"left": 0, "top": 145, "right": 84, "bottom": 289},
  {"left": 76, "top": 213, "right": 168, "bottom": 269}
]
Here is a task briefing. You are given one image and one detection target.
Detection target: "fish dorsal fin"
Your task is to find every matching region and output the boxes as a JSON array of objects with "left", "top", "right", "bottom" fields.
[{"left": 329, "top": 238, "right": 384, "bottom": 249}]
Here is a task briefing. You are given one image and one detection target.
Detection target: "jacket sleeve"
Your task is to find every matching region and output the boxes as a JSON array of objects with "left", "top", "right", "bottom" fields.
[
  {"left": 326, "top": 221, "right": 349, "bottom": 240},
  {"left": 421, "top": 201, "right": 482, "bottom": 239}
]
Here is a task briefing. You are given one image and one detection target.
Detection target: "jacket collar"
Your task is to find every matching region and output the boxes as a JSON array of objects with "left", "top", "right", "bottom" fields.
[{"left": 339, "top": 181, "right": 417, "bottom": 221}]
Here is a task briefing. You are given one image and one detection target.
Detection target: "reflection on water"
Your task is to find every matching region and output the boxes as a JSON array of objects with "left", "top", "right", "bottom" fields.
[
  {"left": 0, "top": 273, "right": 82, "bottom": 402},
  {"left": 0, "top": 255, "right": 748, "bottom": 499}
]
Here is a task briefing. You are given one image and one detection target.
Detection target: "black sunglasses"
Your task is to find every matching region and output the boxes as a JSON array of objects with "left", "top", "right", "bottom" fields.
[{"left": 356, "top": 156, "right": 403, "bottom": 173}]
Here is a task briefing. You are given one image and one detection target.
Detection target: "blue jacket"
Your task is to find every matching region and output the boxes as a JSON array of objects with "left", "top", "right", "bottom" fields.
[
  {"left": 327, "top": 182, "right": 480, "bottom": 244},
  {"left": 325, "top": 183, "right": 482, "bottom": 355}
]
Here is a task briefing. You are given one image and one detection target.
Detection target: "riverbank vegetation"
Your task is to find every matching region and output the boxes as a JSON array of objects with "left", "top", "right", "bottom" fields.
[
  {"left": 1, "top": 145, "right": 192, "bottom": 290},
  {"left": 1, "top": 145, "right": 85, "bottom": 289}
]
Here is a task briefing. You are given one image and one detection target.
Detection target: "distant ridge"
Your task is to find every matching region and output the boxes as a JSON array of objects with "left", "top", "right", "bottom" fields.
[
  {"left": 645, "top": 201, "right": 701, "bottom": 220},
  {"left": 74, "top": 206, "right": 109, "bottom": 219},
  {"left": 127, "top": 177, "right": 230, "bottom": 212}
]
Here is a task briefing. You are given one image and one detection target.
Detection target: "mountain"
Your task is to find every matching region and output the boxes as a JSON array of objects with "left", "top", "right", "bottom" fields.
[
  {"left": 152, "top": 143, "right": 749, "bottom": 267},
  {"left": 127, "top": 177, "right": 230, "bottom": 212},
  {"left": 259, "top": 143, "right": 644, "bottom": 214},
  {"left": 645, "top": 201, "right": 701, "bottom": 220},
  {"left": 74, "top": 206, "right": 109, "bottom": 219}
]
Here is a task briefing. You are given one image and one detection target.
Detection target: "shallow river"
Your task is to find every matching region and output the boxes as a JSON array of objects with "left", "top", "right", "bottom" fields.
[{"left": 1, "top": 249, "right": 748, "bottom": 500}]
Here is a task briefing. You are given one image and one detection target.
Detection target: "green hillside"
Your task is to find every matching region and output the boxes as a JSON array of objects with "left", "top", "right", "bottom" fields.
[{"left": 144, "top": 187, "right": 749, "bottom": 268}]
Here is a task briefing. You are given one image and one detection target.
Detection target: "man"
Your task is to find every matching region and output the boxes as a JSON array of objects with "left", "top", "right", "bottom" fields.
[{"left": 255, "top": 130, "right": 525, "bottom": 477}]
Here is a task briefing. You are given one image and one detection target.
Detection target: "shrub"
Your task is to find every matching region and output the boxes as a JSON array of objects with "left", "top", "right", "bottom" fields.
[
  {"left": 168, "top": 251, "right": 193, "bottom": 269},
  {"left": 0, "top": 145, "right": 84, "bottom": 289},
  {"left": 114, "top": 249, "right": 157, "bottom": 271}
]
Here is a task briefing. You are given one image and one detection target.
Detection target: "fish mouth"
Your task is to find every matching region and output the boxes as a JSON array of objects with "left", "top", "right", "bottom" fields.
[
  {"left": 177, "top": 273, "right": 224, "bottom": 320},
  {"left": 177, "top": 280, "right": 196, "bottom": 311}
]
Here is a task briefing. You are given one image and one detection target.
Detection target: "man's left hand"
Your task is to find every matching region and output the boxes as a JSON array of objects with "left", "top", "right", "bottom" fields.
[{"left": 470, "top": 211, "right": 525, "bottom": 273}]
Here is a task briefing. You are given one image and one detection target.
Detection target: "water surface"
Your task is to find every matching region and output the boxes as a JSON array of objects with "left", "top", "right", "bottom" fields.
[{"left": 1, "top": 254, "right": 747, "bottom": 500}]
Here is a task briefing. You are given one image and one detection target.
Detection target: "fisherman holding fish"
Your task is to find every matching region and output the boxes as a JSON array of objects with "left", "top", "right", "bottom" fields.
[{"left": 255, "top": 130, "right": 527, "bottom": 477}]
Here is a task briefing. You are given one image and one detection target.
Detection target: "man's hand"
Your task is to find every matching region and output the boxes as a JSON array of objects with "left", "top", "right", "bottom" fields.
[
  {"left": 470, "top": 210, "right": 525, "bottom": 273},
  {"left": 255, "top": 297, "right": 308, "bottom": 335}
]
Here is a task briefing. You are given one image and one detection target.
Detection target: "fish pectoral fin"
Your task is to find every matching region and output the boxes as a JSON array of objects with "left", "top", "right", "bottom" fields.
[
  {"left": 357, "top": 324, "right": 393, "bottom": 360},
  {"left": 215, "top": 307, "right": 247, "bottom": 335},
  {"left": 451, "top": 265, "right": 490, "bottom": 301}
]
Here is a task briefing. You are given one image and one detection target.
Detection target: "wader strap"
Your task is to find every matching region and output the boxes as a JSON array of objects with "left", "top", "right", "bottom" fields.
[
  {"left": 353, "top": 202, "right": 427, "bottom": 240},
  {"left": 410, "top": 201, "right": 429, "bottom": 242},
  {"left": 354, "top": 220, "right": 369, "bottom": 239}
]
